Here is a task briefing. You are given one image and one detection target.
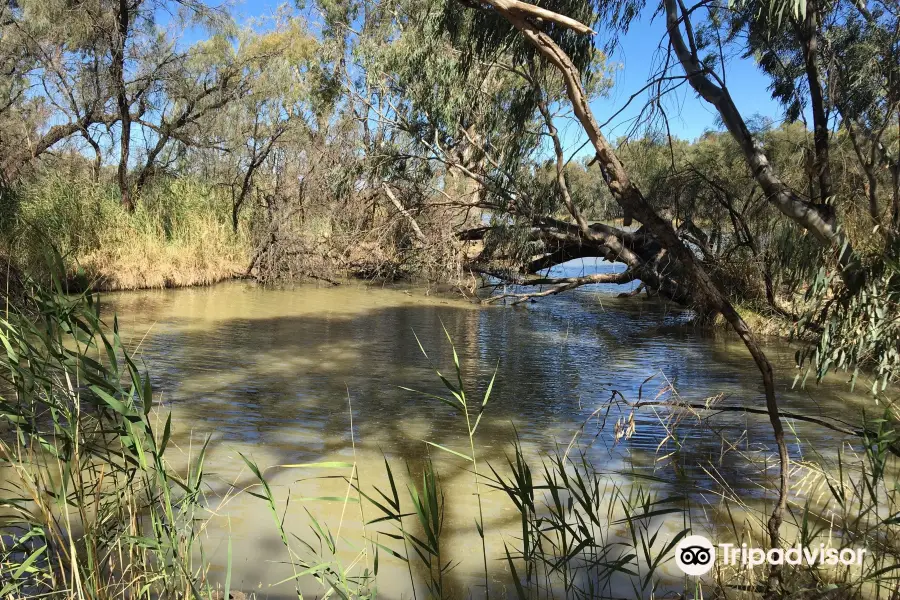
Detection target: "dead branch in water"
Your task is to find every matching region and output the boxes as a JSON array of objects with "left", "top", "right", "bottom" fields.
[{"left": 482, "top": 270, "right": 637, "bottom": 304}]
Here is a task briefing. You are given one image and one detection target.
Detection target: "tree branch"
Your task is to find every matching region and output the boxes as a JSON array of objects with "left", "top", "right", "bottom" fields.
[{"left": 483, "top": 270, "right": 636, "bottom": 304}]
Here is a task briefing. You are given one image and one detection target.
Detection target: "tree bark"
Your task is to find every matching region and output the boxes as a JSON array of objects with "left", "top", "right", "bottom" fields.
[
  {"left": 81, "top": 129, "right": 103, "bottom": 183},
  {"left": 2, "top": 118, "right": 94, "bottom": 182},
  {"left": 798, "top": 0, "right": 834, "bottom": 214},
  {"left": 112, "top": 0, "right": 134, "bottom": 212},
  {"left": 383, "top": 183, "right": 428, "bottom": 244}
]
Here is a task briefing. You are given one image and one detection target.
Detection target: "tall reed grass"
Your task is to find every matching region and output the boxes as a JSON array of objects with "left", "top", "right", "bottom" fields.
[
  {"left": 0, "top": 260, "right": 219, "bottom": 598},
  {"left": 0, "top": 174, "right": 250, "bottom": 291}
]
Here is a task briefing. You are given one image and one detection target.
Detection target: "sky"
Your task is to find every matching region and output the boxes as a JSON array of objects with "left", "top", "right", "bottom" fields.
[
  {"left": 181, "top": 0, "right": 789, "bottom": 150},
  {"left": 588, "top": 14, "right": 787, "bottom": 142}
]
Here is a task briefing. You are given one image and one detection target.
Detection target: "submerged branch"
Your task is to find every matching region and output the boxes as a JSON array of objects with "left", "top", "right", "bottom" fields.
[
  {"left": 483, "top": 270, "right": 636, "bottom": 304},
  {"left": 620, "top": 398, "right": 900, "bottom": 457}
]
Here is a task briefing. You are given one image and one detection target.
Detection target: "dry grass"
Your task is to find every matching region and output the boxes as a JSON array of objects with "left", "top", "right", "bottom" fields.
[
  {"left": 713, "top": 303, "right": 793, "bottom": 338},
  {"left": 1, "top": 174, "right": 252, "bottom": 291},
  {"left": 78, "top": 216, "right": 248, "bottom": 291}
]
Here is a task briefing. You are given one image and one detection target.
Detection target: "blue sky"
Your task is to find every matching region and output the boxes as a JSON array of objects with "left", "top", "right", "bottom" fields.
[
  {"left": 588, "top": 12, "right": 787, "bottom": 142},
  {"left": 190, "top": 0, "right": 788, "bottom": 146}
]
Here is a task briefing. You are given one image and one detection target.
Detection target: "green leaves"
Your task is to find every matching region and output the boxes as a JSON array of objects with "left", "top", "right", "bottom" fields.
[
  {"left": 730, "top": 0, "right": 807, "bottom": 25},
  {"left": 404, "top": 326, "right": 498, "bottom": 440},
  {"left": 795, "top": 252, "right": 900, "bottom": 395},
  {"left": 89, "top": 384, "right": 134, "bottom": 416},
  {"left": 423, "top": 440, "right": 474, "bottom": 462},
  {"left": 0, "top": 255, "right": 216, "bottom": 599}
]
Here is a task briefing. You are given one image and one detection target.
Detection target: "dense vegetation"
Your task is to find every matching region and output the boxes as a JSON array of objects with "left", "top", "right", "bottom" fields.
[
  {"left": 1, "top": 0, "right": 899, "bottom": 596},
  {"left": 2, "top": 0, "right": 897, "bottom": 305}
]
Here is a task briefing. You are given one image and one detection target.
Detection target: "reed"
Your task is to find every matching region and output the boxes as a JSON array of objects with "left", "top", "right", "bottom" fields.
[
  {"left": 235, "top": 331, "right": 693, "bottom": 599},
  {"left": 0, "top": 257, "right": 220, "bottom": 598},
  {"left": 0, "top": 175, "right": 250, "bottom": 291}
]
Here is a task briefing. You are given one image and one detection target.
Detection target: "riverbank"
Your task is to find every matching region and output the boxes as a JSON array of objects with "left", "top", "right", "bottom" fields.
[
  {"left": 1, "top": 174, "right": 251, "bottom": 291},
  {"left": 712, "top": 302, "right": 798, "bottom": 338},
  {"left": 1, "top": 173, "right": 460, "bottom": 293},
  {"left": 0, "top": 175, "right": 802, "bottom": 344}
]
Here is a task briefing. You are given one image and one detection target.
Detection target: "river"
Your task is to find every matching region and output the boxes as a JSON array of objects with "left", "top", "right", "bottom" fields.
[{"left": 103, "top": 260, "right": 875, "bottom": 598}]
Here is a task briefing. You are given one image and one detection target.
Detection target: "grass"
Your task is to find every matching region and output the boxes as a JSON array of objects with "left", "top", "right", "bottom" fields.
[
  {"left": 0, "top": 262, "right": 219, "bottom": 598},
  {"left": 0, "top": 174, "right": 250, "bottom": 291},
  {"left": 0, "top": 170, "right": 456, "bottom": 291},
  {"left": 712, "top": 301, "right": 794, "bottom": 338}
]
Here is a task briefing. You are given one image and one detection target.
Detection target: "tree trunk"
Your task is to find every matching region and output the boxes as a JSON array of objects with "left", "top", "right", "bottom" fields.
[
  {"left": 113, "top": 0, "right": 133, "bottom": 212},
  {"left": 454, "top": 3, "right": 791, "bottom": 596},
  {"left": 665, "top": 2, "right": 791, "bottom": 594},
  {"left": 798, "top": 0, "right": 834, "bottom": 218},
  {"left": 2, "top": 117, "right": 100, "bottom": 182}
]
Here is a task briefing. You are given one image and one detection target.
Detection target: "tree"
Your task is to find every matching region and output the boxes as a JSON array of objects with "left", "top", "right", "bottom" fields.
[
  {"left": 366, "top": 0, "right": 794, "bottom": 593},
  {"left": 0, "top": 0, "right": 236, "bottom": 210},
  {"left": 0, "top": 0, "right": 113, "bottom": 182}
]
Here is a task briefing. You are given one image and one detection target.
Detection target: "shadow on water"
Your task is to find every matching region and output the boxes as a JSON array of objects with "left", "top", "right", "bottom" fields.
[{"left": 103, "top": 278, "right": 875, "bottom": 598}]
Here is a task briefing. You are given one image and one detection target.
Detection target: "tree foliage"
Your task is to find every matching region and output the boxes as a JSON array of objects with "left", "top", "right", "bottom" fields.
[{"left": 0, "top": 0, "right": 897, "bottom": 388}]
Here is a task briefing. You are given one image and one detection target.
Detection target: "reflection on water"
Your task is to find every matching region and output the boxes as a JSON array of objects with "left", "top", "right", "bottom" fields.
[{"left": 104, "top": 261, "right": 875, "bottom": 597}]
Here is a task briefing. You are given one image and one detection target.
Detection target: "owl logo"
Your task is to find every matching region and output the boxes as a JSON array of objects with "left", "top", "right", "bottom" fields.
[{"left": 675, "top": 535, "right": 716, "bottom": 576}]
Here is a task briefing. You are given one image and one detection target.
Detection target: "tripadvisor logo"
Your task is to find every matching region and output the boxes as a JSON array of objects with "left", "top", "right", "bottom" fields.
[
  {"left": 675, "top": 535, "right": 867, "bottom": 576},
  {"left": 675, "top": 535, "right": 716, "bottom": 576}
]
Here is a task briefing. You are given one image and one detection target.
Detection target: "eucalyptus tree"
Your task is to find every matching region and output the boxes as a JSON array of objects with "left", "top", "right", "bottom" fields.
[
  {"left": 345, "top": 0, "right": 798, "bottom": 591},
  {"left": 0, "top": 0, "right": 115, "bottom": 183},
  {"left": 684, "top": 0, "right": 900, "bottom": 392},
  {"left": 0, "top": 0, "right": 238, "bottom": 209},
  {"left": 348, "top": 0, "right": 701, "bottom": 299},
  {"left": 649, "top": 0, "right": 899, "bottom": 307},
  {"left": 191, "top": 17, "right": 320, "bottom": 231},
  {"left": 96, "top": 0, "right": 235, "bottom": 210},
  {"left": 220, "top": 10, "right": 436, "bottom": 282}
]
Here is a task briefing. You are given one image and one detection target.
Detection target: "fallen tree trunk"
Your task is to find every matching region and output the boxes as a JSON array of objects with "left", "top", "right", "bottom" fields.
[
  {"left": 451, "top": 4, "right": 790, "bottom": 592},
  {"left": 462, "top": 218, "right": 696, "bottom": 307}
]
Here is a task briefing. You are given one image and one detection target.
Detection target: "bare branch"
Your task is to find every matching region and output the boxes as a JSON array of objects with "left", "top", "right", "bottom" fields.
[
  {"left": 483, "top": 270, "right": 636, "bottom": 304},
  {"left": 382, "top": 183, "right": 429, "bottom": 243},
  {"left": 478, "top": 0, "right": 596, "bottom": 35}
]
